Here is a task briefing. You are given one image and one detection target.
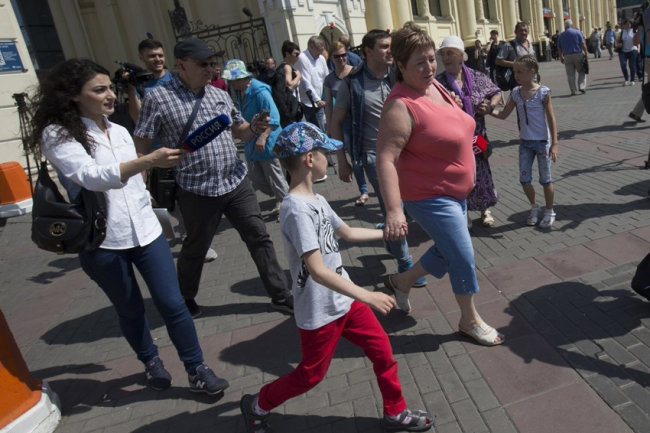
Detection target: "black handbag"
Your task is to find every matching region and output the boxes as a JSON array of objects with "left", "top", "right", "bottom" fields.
[
  {"left": 148, "top": 166, "right": 176, "bottom": 211},
  {"left": 31, "top": 161, "right": 107, "bottom": 254}
]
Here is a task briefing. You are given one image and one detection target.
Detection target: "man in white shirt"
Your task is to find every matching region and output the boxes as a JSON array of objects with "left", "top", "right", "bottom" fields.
[{"left": 295, "top": 36, "right": 329, "bottom": 131}]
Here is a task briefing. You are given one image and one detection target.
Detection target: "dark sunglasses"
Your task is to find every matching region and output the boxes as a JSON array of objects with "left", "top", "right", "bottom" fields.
[
  {"left": 332, "top": 53, "right": 347, "bottom": 59},
  {"left": 196, "top": 61, "right": 218, "bottom": 68}
]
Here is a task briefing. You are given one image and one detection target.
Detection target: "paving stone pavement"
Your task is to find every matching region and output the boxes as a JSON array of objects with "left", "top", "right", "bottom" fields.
[{"left": 1, "top": 57, "right": 649, "bottom": 433}]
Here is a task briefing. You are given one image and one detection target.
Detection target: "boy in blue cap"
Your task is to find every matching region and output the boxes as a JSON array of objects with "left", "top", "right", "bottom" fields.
[{"left": 240, "top": 122, "right": 434, "bottom": 432}]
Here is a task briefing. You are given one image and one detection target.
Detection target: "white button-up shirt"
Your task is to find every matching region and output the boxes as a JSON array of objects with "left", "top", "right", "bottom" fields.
[
  {"left": 42, "top": 117, "right": 161, "bottom": 249},
  {"left": 295, "top": 49, "right": 329, "bottom": 105}
]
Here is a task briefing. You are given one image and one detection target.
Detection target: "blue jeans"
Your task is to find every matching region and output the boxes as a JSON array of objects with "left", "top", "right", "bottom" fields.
[
  {"left": 619, "top": 50, "right": 637, "bottom": 82},
  {"left": 519, "top": 139, "right": 552, "bottom": 185},
  {"left": 79, "top": 234, "right": 203, "bottom": 372},
  {"left": 404, "top": 197, "right": 479, "bottom": 295},
  {"left": 362, "top": 150, "right": 412, "bottom": 269}
]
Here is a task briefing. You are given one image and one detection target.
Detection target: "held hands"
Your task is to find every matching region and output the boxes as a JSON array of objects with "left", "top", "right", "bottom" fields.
[
  {"left": 362, "top": 291, "right": 396, "bottom": 316},
  {"left": 476, "top": 101, "right": 490, "bottom": 116},
  {"left": 150, "top": 147, "right": 184, "bottom": 168},
  {"left": 383, "top": 210, "right": 408, "bottom": 242}
]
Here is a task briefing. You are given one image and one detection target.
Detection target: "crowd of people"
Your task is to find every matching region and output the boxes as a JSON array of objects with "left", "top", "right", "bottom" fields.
[{"left": 25, "top": 8, "right": 650, "bottom": 431}]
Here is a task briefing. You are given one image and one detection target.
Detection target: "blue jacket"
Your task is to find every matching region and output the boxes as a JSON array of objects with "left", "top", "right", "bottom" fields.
[
  {"left": 235, "top": 78, "right": 281, "bottom": 162},
  {"left": 344, "top": 64, "right": 395, "bottom": 164}
]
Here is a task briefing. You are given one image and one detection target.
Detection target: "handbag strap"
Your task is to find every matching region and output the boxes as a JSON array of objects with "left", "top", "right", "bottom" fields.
[{"left": 177, "top": 88, "right": 205, "bottom": 147}]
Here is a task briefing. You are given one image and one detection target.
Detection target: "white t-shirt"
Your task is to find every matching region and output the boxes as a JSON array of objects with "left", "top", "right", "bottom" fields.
[
  {"left": 42, "top": 117, "right": 162, "bottom": 249},
  {"left": 279, "top": 193, "right": 353, "bottom": 330}
]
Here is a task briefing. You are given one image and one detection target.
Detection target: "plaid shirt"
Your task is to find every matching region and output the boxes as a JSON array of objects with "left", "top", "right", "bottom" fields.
[{"left": 134, "top": 74, "right": 247, "bottom": 197}]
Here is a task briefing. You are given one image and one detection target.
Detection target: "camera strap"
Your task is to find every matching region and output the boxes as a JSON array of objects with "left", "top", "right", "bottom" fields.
[{"left": 177, "top": 88, "right": 205, "bottom": 148}]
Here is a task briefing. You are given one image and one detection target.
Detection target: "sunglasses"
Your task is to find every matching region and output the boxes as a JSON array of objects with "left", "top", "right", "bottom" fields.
[
  {"left": 332, "top": 53, "right": 347, "bottom": 59},
  {"left": 195, "top": 61, "right": 218, "bottom": 68}
]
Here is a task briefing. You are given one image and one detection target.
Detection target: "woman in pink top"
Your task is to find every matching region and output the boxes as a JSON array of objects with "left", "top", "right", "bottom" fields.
[{"left": 376, "top": 22, "right": 504, "bottom": 346}]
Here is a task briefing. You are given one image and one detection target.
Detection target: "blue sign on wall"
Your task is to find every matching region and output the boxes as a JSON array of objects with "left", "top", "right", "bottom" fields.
[{"left": 0, "top": 41, "right": 25, "bottom": 72}]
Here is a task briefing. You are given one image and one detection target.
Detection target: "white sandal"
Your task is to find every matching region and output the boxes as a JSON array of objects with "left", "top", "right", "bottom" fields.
[
  {"left": 481, "top": 210, "right": 495, "bottom": 227},
  {"left": 459, "top": 322, "right": 504, "bottom": 346}
]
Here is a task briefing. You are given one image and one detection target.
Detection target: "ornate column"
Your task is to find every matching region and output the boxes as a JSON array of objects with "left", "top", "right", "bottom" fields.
[
  {"left": 592, "top": 0, "right": 602, "bottom": 28},
  {"left": 502, "top": 0, "right": 519, "bottom": 40},
  {"left": 534, "top": 0, "right": 546, "bottom": 39},
  {"left": 390, "top": 0, "right": 412, "bottom": 29},
  {"left": 366, "top": 0, "right": 393, "bottom": 31},
  {"left": 569, "top": 0, "right": 580, "bottom": 24},
  {"left": 553, "top": 0, "right": 564, "bottom": 35},
  {"left": 47, "top": 0, "right": 93, "bottom": 58},
  {"left": 457, "top": 0, "right": 478, "bottom": 43},
  {"left": 475, "top": 0, "right": 486, "bottom": 21},
  {"left": 416, "top": 0, "right": 433, "bottom": 19}
]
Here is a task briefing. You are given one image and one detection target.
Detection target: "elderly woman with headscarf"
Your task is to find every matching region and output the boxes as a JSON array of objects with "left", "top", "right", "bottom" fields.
[{"left": 435, "top": 35, "right": 502, "bottom": 227}]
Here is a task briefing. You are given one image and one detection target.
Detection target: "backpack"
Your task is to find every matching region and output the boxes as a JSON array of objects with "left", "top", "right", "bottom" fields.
[
  {"left": 258, "top": 64, "right": 302, "bottom": 127},
  {"left": 494, "top": 40, "right": 518, "bottom": 91}
]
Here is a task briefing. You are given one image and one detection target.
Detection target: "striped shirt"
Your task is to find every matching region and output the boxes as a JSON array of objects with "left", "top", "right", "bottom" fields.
[{"left": 134, "top": 74, "right": 247, "bottom": 197}]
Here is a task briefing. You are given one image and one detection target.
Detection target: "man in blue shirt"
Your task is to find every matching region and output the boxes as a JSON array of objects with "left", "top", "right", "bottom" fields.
[{"left": 557, "top": 19, "right": 589, "bottom": 95}]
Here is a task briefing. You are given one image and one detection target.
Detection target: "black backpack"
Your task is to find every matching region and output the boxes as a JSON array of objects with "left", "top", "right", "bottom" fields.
[{"left": 258, "top": 64, "right": 302, "bottom": 127}]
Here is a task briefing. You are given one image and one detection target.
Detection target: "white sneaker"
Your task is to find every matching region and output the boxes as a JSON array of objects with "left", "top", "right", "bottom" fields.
[
  {"left": 526, "top": 204, "right": 540, "bottom": 226},
  {"left": 314, "top": 174, "right": 327, "bottom": 184},
  {"left": 539, "top": 210, "right": 556, "bottom": 228},
  {"left": 204, "top": 248, "right": 218, "bottom": 262},
  {"left": 624, "top": 81, "right": 630, "bottom": 86},
  {"left": 631, "top": 81, "right": 636, "bottom": 86}
]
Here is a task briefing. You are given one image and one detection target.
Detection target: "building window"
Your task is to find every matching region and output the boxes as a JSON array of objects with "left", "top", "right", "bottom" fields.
[{"left": 411, "top": 0, "right": 418, "bottom": 16}]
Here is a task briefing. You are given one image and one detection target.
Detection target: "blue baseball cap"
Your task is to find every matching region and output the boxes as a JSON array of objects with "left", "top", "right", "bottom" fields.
[{"left": 274, "top": 122, "right": 343, "bottom": 158}]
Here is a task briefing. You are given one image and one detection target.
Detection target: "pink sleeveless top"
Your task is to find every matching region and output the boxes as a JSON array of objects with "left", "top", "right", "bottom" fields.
[{"left": 386, "top": 81, "right": 476, "bottom": 202}]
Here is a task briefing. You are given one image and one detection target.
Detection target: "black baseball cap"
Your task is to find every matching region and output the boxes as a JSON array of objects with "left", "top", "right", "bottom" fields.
[{"left": 174, "top": 38, "right": 214, "bottom": 59}]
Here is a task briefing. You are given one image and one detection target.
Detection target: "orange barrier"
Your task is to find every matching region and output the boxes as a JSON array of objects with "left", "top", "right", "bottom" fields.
[
  {"left": 0, "top": 162, "right": 31, "bottom": 205},
  {"left": 0, "top": 310, "right": 41, "bottom": 429}
]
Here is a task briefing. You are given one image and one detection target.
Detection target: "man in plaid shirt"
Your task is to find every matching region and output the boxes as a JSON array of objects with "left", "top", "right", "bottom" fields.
[{"left": 134, "top": 38, "right": 294, "bottom": 318}]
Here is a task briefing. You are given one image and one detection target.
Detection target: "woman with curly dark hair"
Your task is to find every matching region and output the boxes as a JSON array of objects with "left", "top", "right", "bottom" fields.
[{"left": 28, "top": 58, "right": 228, "bottom": 395}]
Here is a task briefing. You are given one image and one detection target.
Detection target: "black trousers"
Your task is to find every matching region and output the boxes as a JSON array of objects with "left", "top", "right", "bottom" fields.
[{"left": 176, "top": 177, "right": 290, "bottom": 302}]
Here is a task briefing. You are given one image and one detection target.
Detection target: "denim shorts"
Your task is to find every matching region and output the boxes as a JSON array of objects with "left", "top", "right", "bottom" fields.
[{"left": 519, "top": 139, "right": 552, "bottom": 185}]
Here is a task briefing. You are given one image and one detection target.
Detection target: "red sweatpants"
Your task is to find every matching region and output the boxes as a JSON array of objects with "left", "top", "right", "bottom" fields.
[{"left": 258, "top": 300, "right": 407, "bottom": 416}]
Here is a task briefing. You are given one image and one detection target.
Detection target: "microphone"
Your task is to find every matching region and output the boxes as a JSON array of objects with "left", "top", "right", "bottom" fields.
[{"left": 181, "top": 114, "right": 232, "bottom": 152}]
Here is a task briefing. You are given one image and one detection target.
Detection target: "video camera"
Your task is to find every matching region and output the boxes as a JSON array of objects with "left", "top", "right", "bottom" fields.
[{"left": 112, "top": 61, "right": 153, "bottom": 90}]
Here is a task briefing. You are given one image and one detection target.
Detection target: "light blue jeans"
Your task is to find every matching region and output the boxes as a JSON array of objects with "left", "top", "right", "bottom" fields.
[
  {"left": 519, "top": 139, "right": 552, "bottom": 185},
  {"left": 362, "top": 150, "right": 412, "bottom": 269},
  {"left": 404, "top": 196, "right": 479, "bottom": 295}
]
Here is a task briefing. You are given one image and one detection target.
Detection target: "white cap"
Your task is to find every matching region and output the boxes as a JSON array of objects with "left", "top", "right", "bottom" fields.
[{"left": 439, "top": 35, "right": 468, "bottom": 61}]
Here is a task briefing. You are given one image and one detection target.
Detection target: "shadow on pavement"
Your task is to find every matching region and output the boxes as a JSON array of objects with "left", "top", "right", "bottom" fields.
[
  {"left": 505, "top": 281, "right": 650, "bottom": 387},
  {"left": 130, "top": 407, "right": 381, "bottom": 433},
  {"left": 28, "top": 256, "right": 81, "bottom": 284}
]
